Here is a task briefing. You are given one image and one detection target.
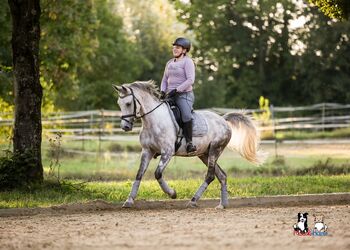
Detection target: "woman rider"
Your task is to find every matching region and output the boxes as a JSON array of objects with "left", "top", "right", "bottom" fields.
[{"left": 160, "top": 37, "right": 197, "bottom": 153}]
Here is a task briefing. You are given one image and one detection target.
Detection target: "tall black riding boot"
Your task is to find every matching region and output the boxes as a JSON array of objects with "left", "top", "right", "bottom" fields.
[{"left": 183, "top": 120, "right": 197, "bottom": 153}]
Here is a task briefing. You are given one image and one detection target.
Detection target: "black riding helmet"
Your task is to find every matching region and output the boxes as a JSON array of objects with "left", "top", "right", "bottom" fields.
[{"left": 172, "top": 37, "right": 191, "bottom": 52}]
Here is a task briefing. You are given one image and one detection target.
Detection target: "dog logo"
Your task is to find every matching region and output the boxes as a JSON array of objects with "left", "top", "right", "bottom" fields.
[
  {"left": 312, "top": 214, "right": 328, "bottom": 236},
  {"left": 293, "top": 212, "right": 310, "bottom": 235},
  {"left": 293, "top": 212, "right": 329, "bottom": 236}
]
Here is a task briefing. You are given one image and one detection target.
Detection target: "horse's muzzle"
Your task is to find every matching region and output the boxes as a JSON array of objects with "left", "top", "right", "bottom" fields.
[
  {"left": 121, "top": 121, "right": 133, "bottom": 131},
  {"left": 122, "top": 125, "right": 132, "bottom": 131}
]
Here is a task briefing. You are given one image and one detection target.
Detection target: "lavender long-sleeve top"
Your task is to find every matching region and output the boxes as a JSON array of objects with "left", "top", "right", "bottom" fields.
[{"left": 160, "top": 56, "right": 195, "bottom": 93}]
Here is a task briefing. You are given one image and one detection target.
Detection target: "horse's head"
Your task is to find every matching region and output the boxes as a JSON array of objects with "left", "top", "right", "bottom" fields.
[{"left": 113, "top": 84, "right": 141, "bottom": 131}]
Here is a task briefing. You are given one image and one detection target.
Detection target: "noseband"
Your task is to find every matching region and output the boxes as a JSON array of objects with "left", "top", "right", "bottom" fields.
[{"left": 119, "top": 87, "right": 164, "bottom": 125}]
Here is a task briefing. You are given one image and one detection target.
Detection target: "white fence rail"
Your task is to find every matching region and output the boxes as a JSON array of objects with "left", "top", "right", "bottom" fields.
[{"left": 0, "top": 103, "right": 349, "bottom": 141}]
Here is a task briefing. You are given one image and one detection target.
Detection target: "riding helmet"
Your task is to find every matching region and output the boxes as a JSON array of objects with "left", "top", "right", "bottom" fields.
[{"left": 172, "top": 37, "right": 191, "bottom": 52}]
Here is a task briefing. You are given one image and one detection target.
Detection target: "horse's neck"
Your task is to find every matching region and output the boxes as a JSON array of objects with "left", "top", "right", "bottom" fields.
[{"left": 139, "top": 95, "right": 171, "bottom": 129}]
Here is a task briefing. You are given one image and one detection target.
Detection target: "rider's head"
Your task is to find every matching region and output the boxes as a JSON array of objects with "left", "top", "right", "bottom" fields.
[{"left": 172, "top": 37, "right": 191, "bottom": 58}]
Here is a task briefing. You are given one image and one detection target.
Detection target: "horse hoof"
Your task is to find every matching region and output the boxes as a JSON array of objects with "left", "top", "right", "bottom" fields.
[
  {"left": 215, "top": 204, "right": 225, "bottom": 210},
  {"left": 186, "top": 201, "right": 198, "bottom": 208},
  {"left": 122, "top": 200, "right": 134, "bottom": 208},
  {"left": 170, "top": 190, "right": 177, "bottom": 199}
]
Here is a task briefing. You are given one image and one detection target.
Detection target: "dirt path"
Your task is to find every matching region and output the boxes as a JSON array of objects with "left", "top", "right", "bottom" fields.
[{"left": 1, "top": 203, "right": 349, "bottom": 250}]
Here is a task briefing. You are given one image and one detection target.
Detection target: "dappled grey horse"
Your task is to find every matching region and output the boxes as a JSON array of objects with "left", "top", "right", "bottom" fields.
[{"left": 113, "top": 80, "right": 265, "bottom": 209}]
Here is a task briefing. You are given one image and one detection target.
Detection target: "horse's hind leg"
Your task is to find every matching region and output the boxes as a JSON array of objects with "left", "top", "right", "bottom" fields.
[
  {"left": 214, "top": 164, "right": 228, "bottom": 209},
  {"left": 188, "top": 144, "right": 223, "bottom": 208},
  {"left": 155, "top": 150, "right": 177, "bottom": 199},
  {"left": 198, "top": 154, "right": 228, "bottom": 209}
]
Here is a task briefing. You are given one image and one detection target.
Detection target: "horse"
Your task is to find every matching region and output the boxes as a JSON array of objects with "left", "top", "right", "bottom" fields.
[{"left": 113, "top": 80, "right": 265, "bottom": 209}]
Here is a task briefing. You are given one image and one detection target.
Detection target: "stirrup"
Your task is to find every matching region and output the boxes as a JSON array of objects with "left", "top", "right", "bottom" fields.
[{"left": 186, "top": 142, "right": 197, "bottom": 153}]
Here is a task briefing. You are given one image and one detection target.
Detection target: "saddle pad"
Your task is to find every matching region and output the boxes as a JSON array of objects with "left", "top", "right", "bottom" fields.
[
  {"left": 192, "top": 112, "right": 208, "bottom": 137},
  {"left": 166, "top": 102, "right": 208, "bottom": 137}
]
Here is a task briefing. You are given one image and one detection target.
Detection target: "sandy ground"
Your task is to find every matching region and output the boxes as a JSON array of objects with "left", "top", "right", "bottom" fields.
[{"left": 1, "top": 203, "right": 349, "bottom": 250}]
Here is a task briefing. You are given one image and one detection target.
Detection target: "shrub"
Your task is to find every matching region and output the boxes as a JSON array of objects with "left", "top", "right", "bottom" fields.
[
  {"left": 107, "top": 143, "right": 141, "bottom": 152},
  {"left": 295, "top": 158, "right": 350, "bottom": 176},
  {"left": 0, "top": 151, "right": 42, "bottom": 190}
]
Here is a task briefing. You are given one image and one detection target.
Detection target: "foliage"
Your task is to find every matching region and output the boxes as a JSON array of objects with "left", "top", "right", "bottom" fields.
[
  {"left": 298, "top": 10, "right": 350, "bottom": 103},
  {"left": 0, "top": 97, "right": 14, "bottom": 143},
  {"left": 47, "top": 132, "right": 63, "bottom": 182},
  {"left": 228, "top": 157, "right": 350, "bottom": 176},
  {"left": 1, "top": 0, "right": 350, "bottom": 111},
  {"left": 308, "top": 0, "right": 350, "bottom": 20},
  {"left": 1, "top": 0, "right": 184, "bottom": 111},
  {"left": 0, "top": 175, "right": 349, "bottom": 208},
  {"left": 174, "top": 0, "right": 350, "bottom": 108},
  {"left": 273, "top": 127, "right": 350, "bottom": 140},
  {"left": 0, "top": 151, "right": 42, "bottom": 190},
  {"left": 38, "top": 139, "right": 350, "bottom": 181},
  {"left": 295, "top": 158, "right": 350, "bottom": 175},
  {"left": 39, "top": 0, "right": 99, "bottom": 109},
  {"left": 0, "top": 2, "right": 13, "bottom": 104},
  {"left": 74, "top": 0, "right": 146, "bottom": 109},
  {"left": 114, "top": 0, "right": 187, "bottom": 83},
  {"left": 253, "top": 96, "right": 273, "bottom": 139},
  {"left": 253, "top": 96, "right": 271, "bottom": 124},
  {"left": 107, "top": 143, "right": 141, "bottom": 153}
]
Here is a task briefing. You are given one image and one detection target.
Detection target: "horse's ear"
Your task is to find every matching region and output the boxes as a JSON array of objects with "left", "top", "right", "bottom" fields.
[
  {"left": 112, "top": 84, "right": 122, "bottom": 92},
  {"left": 113, "top": 84, "right": 128, "bottom": 94}
]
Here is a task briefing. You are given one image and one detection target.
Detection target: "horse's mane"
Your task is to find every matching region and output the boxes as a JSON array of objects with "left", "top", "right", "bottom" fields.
[{"left": 124, "top": 80, "right": 161, "bottom": 99}]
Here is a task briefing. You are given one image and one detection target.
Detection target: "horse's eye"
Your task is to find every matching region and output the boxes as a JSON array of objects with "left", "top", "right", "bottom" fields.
[{"left": 126, "top": 102, "right": 131, "bottom": 107}]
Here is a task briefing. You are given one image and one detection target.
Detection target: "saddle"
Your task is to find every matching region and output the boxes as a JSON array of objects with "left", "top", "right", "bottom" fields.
[{"left": 166, "top": 101, "right": 208, "bottom": 152}]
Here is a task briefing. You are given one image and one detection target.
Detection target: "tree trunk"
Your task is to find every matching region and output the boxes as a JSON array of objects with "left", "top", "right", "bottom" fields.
[{"left": 8, "top": 0, "right": 43, "bottom": 182}]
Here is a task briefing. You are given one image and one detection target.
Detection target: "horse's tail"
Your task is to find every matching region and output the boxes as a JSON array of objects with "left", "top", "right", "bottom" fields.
[{"left": 223, "top": 112, "right": 267, "bottom": 165}]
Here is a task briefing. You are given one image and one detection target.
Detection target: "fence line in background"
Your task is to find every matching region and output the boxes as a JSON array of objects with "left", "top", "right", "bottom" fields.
[{"left": 1, "top": 103, "right": 349, "bottom": 142}]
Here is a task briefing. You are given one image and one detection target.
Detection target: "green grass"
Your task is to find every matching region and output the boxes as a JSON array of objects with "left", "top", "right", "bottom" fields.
[
  {"left": 1, "top": 134, "right": 349, "bottom": 209},
  {"left": 274, "top": 127, "right": 350, "bottom": 140},
  {"left": 228, "top": 157, "right": 350, "bottom": 177},
  {"left": 43, "top": 139, "right": 141, "bottom": 153},
  {"left": 1, "top": 175, "right": 349, "bottom": 208},
  {"left": 39, "top": 127, "right": 350, "bottom": 154},
  {"left": 41, "top": 148, "right": 350, "bottom": 181}
]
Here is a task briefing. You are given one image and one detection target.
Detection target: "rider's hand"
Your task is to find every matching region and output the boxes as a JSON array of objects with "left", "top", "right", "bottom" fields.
[
  {"left": 160, "top": 91, "right": 166, "bottom": 100},
  {"left": 167, "top": 89, "right": 177, "bottom": 98}
]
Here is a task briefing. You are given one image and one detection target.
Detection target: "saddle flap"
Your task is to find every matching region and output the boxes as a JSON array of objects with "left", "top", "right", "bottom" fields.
[{"left": 167, "top": 101, "right": 208, "bottom": 137}]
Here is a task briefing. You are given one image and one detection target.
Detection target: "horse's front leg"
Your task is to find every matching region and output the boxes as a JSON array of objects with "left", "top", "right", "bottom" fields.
[
  {"left": 155, "top": 150, "right": 177, "bottom": 199},
  {"left": 123, "top": 149, "right": 153, "bottom": 208}
]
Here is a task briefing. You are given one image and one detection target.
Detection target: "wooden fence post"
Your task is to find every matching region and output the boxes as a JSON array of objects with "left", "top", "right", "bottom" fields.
[
  {"left": 270, "top": 104, "right": 278, "bottom": 158},
  {"left": 322, "top": 103, "right": 326, "bottom": 132}
]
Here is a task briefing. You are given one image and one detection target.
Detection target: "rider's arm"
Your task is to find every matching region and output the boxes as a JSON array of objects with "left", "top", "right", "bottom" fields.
[
  {"left": 176, "top": 58, "right": 195, "bottom": 92},
  {"left": 160, "top": 62, "right": 170, "bottom": 92}
]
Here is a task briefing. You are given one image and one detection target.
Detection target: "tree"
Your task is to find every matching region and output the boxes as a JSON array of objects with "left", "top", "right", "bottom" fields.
[
  {"left": 114, "top": 0, "right": 187, "bottom": 89},
  {"left": 0, "top": 1, "right": 13, "bottom": 104},
  {"left": 309, "top": 0, "right": 350, "bottom": 20},
  {"left": 299, "top": 7, "right": 350, "bottom": 103},
  {"left": 8, "top": 0, "right": 43, "bottom": 183},
  {"left": 174, "top": 0, "right": 301, "bottom": 107},
  {"left": 75, "top": 0, "right": 147, "bottom": 109},
  {"left": 39, "top": 0, "right": 100, "bottom": 110},
  {"left": 174, "top": 0, "right": 350, "bottom": 107}
]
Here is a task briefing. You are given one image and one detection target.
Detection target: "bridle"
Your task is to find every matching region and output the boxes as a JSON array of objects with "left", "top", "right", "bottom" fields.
[{"left": 119, "top": 87, "right": 164, "bottom": 125}]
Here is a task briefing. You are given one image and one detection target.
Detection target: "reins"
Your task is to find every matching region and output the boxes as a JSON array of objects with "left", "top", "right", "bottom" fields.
[{"left": 119, "top": 87, "right": 164, "bottom": 124}]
